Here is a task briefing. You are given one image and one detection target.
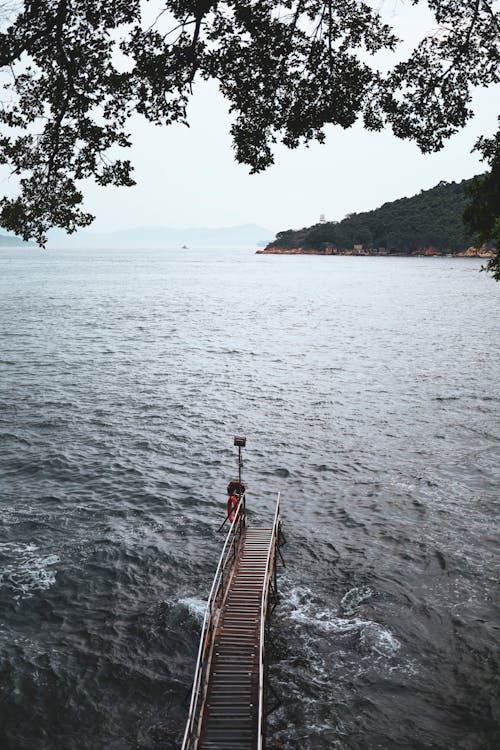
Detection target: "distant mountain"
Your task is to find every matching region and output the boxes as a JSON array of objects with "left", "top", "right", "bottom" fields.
[
  {"left": 0, "top": 233, "right": 34, "bottom": 247},
  {"left": 265, "top": 179, "right": 481, "bottom": 254},
  {"left": 46, "top": 223, "right": 273, "bottom": 249}
]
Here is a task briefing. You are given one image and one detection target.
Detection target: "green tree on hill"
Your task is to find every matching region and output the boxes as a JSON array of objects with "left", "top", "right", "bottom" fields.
[{"left": 463, "top": 128, "right": 500, "bottom": 280}]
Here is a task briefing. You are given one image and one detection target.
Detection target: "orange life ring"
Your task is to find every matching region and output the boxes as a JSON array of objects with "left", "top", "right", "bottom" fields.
[{"left": 227, "top": 495, "right": 238, "bottom": 522}]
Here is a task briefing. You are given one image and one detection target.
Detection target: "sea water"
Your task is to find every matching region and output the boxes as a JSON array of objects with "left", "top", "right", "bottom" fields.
[{"left": 1, "top": 247, "right": 499, "bottom": 749}]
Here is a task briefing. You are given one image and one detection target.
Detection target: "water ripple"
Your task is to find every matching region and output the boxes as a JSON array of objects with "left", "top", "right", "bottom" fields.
[{"left": 0, "top": 248, "right": 499, "bottom": 749}]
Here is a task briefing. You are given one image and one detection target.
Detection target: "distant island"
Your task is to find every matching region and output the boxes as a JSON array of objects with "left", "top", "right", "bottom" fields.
[
  {"left": 258, "top": 178, "right": 494, "bottom": 258},
  {"left": 0, "top": 225, "right": 274, "bottom": 250},
  {"left": 0, "top": 233, "right": 34, "bottom": 247},
  {"left": 46, "top": 223, "right": 273, "bottom": 249}
]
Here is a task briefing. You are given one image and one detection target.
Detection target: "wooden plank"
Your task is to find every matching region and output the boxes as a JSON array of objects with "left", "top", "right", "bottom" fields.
[{"left": 196, "top": 526, "right": 273, "bottom": 750}]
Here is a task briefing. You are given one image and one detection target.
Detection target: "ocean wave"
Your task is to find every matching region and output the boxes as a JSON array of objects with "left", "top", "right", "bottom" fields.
[
  {"left": 340, "top": 585, "right": 373, "bottom": 614},
  {"left": 0, "top": 542, "right": 59, "bottom": 599},
  {"left": 177, "top": 596, "right": 207, "bottom": 622},
  {"left": 286, "top": 585, "right": 400, "bottom": 656}
]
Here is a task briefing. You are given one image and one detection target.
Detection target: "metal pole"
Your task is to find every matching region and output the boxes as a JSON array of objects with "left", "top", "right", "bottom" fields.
[
  {"left": 240, "top": 446, "right": 245, "bottom": 520},
  {"left": 234, "top": 436, "right": 246, "bottom": 521}
]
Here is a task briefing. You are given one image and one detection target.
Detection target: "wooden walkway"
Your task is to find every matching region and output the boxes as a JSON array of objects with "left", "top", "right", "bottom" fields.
[
  {"left": 199, "top": 527, "right": 273, "bottom": 749},
  {"left": 182, "top": 497, "right": 281, "bottom": 750}
]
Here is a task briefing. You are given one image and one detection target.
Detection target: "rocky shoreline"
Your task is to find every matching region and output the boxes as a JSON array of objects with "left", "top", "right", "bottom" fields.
[{"left": 257, "top": 246, "right": 495, "bottom": 258}]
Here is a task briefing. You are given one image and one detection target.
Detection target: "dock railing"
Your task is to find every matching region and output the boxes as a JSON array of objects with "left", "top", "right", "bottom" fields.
[
  {"left": 181, "top": 495, "right": 246, "bottom": 750},
  {"left": 257, "top": 493, "right": 281, "bottom": 750}
]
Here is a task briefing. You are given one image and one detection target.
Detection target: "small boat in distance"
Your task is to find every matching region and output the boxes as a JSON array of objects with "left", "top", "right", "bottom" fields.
[{"left": 181, "top": 244, "right": 188, "bottom": 249}]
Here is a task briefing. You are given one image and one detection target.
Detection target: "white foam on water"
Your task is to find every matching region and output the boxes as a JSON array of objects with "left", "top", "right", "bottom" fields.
[
  {"left": 0, "top": 542, "right": 60, "bottom": 599},
  {"left": 340, "top": 585, "right": 373, "bottom": 614},
  {"left": 359, "top": 622, "right": 401, "bottom": 656},
  {"left": 291, "top": 605, "right": 371, "bottom": 635},
  {"left": 286, "top": 585, "right": 400, "bottom": 656},
  {"left": 178, "top": 596, "right": 207, "bottom": 622}
]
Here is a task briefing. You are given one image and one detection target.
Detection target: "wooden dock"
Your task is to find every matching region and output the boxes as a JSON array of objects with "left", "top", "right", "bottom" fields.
[{"left": 181, "top": 495, "right": 281, "bottom": 750}]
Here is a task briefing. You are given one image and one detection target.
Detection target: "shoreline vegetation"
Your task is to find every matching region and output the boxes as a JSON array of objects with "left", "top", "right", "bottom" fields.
[{"left": 259, "top": 178, "right": 496, "bottom": 260}]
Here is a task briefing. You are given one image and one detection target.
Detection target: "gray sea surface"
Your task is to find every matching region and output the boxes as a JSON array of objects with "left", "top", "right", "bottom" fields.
[{"left": 1, "top": 247, "right": 499, "bottom": 750}]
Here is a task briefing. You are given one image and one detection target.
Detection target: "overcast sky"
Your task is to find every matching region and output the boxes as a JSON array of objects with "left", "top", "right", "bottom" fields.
[
  {"left": 81, "top": 82, "right": 497, "bottom": 235},
  {"left": 2, "top": 1, "right": 499, "bottom": 236}
]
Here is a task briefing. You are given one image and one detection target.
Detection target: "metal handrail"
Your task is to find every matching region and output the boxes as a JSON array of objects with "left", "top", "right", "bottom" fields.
[
  {"left": 181, "top": 496, "right": 245, "bottom": 750},
  {"left": 256, "top": 493, "right": 281, "bottom": 750}
]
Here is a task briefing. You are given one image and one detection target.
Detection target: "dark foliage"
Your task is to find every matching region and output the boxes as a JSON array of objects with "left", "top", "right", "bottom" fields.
[
  {"left": 270, "top": 178, "right": 487, "bottom": 253},
  {"left": 463, "top": 124, "right": 500, "bottom": 280},
  {"left": 0, "top": 1, "right": 498, "bottom": 245}
]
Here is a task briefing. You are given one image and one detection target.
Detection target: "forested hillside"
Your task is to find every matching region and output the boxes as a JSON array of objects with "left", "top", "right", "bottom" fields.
[{"left": 268, "top": 179, "right": 480, "bottom": 254}]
